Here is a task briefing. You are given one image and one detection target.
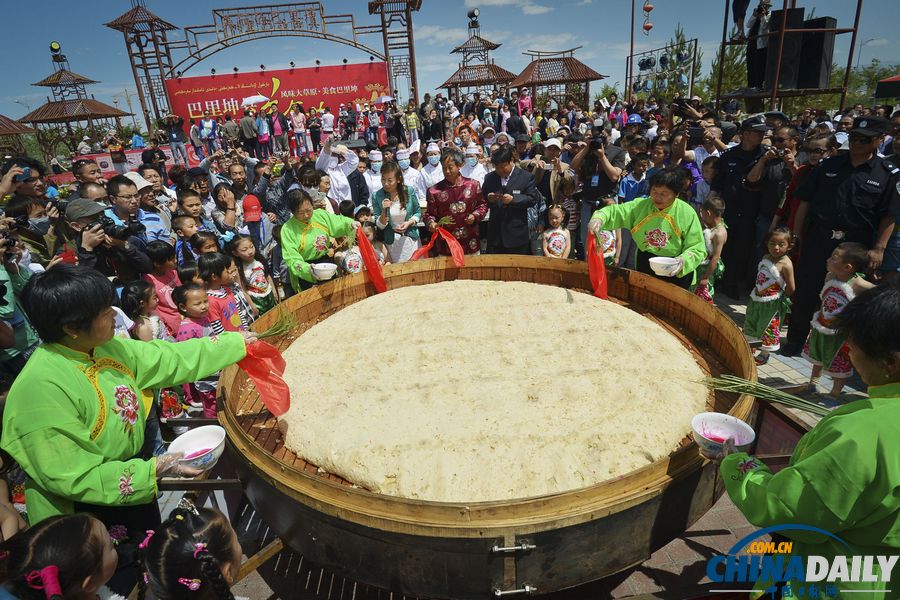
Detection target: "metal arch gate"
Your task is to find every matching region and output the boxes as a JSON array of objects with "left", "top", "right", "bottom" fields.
[{"left": 107, "top": 1, "right": 420, "bottom": 133}]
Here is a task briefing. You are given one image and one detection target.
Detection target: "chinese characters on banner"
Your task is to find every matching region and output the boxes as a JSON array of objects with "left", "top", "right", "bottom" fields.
[{"left": 163, "top": 62, "right": 391, "bottom": 125}]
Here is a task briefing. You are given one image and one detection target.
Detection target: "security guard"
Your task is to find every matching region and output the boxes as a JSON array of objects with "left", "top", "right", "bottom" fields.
[
  {"left": 783, "top": 116, "right": 899, "bottom": 355},
  {"left": 711, "top": 114, "right": 768, "bottom": 299}
]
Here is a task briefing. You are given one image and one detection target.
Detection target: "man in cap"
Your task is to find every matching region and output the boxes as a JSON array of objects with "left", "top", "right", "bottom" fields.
[
  {"left": 422, "top": 142, "right": 444, "bottom": 188},
  {"left": 123, "top": 171, "right": 171, "bottom": 243},
  {"left": 67, "top": 195, "right": 152, "bottom": 283},
  {"left": 363, "top": 150, "right": 383, "bottom": 200},
  {"left": 77, "top": 135, "right": 92, "bottom": 156},
  {"left": 782, "top": 116, "right": 900, "bottom": 355},
  {"left": 764, "top": 111, "right": 789, "bottom": 131},
  {"left": 523, "top": 137, "right": 573, "bottom": 254},
  {"left": 315, "top": 137, "right": 359, "bottom": 204},
  {"left": 625, "top": 114, "right": 643, "bottom": 137},
  {"left": 461, "top": 145, "right": 487, "bottom": 185},
  {"left": 514, "top": 134, "right": 532, "bottom": 161},
  {"left": 711, "top": 114, "right": 768, "bottom": 298}
]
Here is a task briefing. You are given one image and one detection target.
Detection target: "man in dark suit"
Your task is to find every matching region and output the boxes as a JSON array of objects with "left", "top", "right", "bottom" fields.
[{"left": 483, "top": 145, "right": 541, "bottom": 255}]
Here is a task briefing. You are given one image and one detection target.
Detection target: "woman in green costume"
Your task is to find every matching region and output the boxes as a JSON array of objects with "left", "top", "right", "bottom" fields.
[
  {"left": 0, "top": 264, "right": 255, "bottom": 594},
  {"left": 711, "top": 282, "right": 900, "bottom": 599},
  {"left": 588, "top": 167, "right": 707, "bottom": 289},
  {"left": 280, "top": 188, "right": 360, "bottom": 291}
]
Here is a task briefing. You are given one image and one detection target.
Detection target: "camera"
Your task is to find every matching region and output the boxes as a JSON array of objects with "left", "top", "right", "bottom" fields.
[
  {"left": 86, "top": 215, "right": 146, "bottom": 241},
  {"left": 589, "top": 134, "right": 608, "bottom": 151},
  {"left": 47, "top": 198, "right": 68, "bottom": 214}
]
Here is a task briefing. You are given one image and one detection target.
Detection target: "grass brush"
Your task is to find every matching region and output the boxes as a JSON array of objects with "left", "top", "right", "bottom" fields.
[
  {"left": 703, "top": 375, "right": 830, "bottom": 417},
  {"left": 257, "top": 308, "right": 299, "bottom": 340}
]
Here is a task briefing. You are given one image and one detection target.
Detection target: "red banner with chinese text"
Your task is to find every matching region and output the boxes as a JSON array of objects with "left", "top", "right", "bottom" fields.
[{"left": 163, "top": 62, "right": 390, "bottom": 123}]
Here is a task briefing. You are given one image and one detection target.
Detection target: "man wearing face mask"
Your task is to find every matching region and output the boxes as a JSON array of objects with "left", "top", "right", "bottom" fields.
[
  {"left": 315, "top": 137, "right": 359, "bottom": 205},
  {"left": 461, "top": 145, "right": 487, "bottom": 185},
  {"left": 422, "top": 143, "right": 444, "bottom": 188},
  {"left": 396, "top": 149, "right": 427, "bottom": 210},
  {"left": 364, "top": 150, "right": 384, "bottom": 201}
]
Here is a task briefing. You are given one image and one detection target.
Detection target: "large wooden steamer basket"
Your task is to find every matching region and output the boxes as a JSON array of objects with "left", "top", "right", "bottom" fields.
[{"left": 219, "top": 256, "right": 757, "bottom": 600}]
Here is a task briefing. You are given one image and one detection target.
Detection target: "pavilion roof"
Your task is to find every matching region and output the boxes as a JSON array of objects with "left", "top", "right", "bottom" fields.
[
  {"left": 440, "top": 63, "right": 517, "bottom": 88},
  {"left": 20, "top": 99, "right": 131, "bottom": 124},
  {"left": 33, "top": 69, "right": 99, "bottom": 88},
  {"left": 0, "top": 114, "right": 36, "bottom": 136},
  {"left": 105, "top": 4, "right": 176, "bottom": 32},
  {"left": 510, "top": 56, "right": 605, "bottom": 88},
  {"left": 451, "top": 35, "right": 502, "bottom": 54}
]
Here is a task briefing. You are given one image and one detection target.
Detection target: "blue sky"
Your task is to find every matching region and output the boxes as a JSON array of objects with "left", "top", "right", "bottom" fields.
[{"left": 0, "top": 0, "right": 896, "bottom": 120}]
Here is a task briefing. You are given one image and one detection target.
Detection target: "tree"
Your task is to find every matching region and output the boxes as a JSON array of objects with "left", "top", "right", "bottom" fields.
[
  {"left": 697, "top": 27, "right": 747, "bottom": 104},
  {"left": 595, "top": 82, "right": 622, "bottom": 106}
]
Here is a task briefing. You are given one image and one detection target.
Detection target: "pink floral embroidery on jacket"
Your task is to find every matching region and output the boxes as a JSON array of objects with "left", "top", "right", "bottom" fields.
[
  {"left": 113, "top": 385, "right": 140, "bottom": 433},
  {"left": 118, "top": 466, "right": 135, "bottom": 503},
  {"left": 644, "top": 227, "right": 669, "bottom": 249}
]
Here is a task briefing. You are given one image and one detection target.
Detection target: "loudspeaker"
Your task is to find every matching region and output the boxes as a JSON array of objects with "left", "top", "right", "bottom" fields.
[
  {"left": 764, "top": 8, "right": 805, "bottom": 91},
  {"left": 798, "top": 17, "right": 837, "bottom": 90}
]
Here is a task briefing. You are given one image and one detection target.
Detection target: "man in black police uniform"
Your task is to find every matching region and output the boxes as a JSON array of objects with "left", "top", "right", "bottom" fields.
[
  {"left": 711, "top": 114, "right": 768, "bottom": 298},
  {"left": 781, "top": 116, "right": 900, "bottom": 355}
]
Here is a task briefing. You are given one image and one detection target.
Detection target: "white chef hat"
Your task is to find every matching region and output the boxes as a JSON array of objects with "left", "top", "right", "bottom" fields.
[
  {"left": 369, "top": 150, "right": 383, "bottom": 160},
  {"left": 426, "top": 142, "right": 440, "bottom": 153},
  {"left": 465, "top": 145, "right": 480, "bottom": 155},
  {"left": 396, "top": 149, "right": 410, "bottom": 160}
]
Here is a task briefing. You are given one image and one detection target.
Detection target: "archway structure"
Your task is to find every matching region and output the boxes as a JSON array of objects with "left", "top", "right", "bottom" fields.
[{"left": 106, "top": 0, "right": 420, "bottom": 132}]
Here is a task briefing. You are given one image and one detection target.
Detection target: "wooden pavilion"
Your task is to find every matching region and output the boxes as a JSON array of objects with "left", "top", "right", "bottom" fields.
[
  {"left": 509, "top": 47, "right": 605, "bottom": 110},
  {"left": 0, "top": 114, "right": 36, "bottom": 157}
]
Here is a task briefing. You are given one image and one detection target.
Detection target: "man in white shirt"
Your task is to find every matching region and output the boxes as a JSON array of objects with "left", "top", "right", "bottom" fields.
[
  {"left": 321, "top": 107, "right": 335, "bottom": 145},
  {"left": 395, "top": 148, "right": 427, "bottom": 209},
  {"left": 422, "top": 142, "right": 444, "bottom": 188},
  {"left": 314, "top": 137, "right": 359, "bottom": 204},
  {"left": 460, "top": 144, "right": 487, "bottom": 185},
  {"left": 363, "top": 149, "right": 383, "bottom": 206}
]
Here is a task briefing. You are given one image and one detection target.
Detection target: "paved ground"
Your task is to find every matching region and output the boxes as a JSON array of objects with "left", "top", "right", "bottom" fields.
[{"left": 160, "top": 291, "right": 864, "bottom": 600}]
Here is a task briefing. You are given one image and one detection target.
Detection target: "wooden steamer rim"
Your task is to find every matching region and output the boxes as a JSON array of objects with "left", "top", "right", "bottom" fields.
[{"left": 219, "top": 255, "right": 757, "bottom": 539}]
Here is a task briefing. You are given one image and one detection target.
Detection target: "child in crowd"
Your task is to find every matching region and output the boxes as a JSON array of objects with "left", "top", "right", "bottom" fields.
[
  {"left": 339, "top": 199, "right": 355, "bottom": 219},
  {"left": 120, "top": 280, "right": 172, "bottom": 342},
  {"left": 173, "top": 283, "right": 217, "bottom": 417},
  {"left": 695, "top": 155, "right": 718, "bottom": 208},
  {"left": 177, "top": 262, "right": 203, "bottom": 286},
  {"left": 119, "top": 280, "right": 174, "bottom": 453},
  {"left": 139, "top": 504, "right": 241, "bottom": 600},
  {"left": 190, "top": 231, "right": 220, "bottom": 256},
  {"left": 542, "top": 204, "right": 572, "bottom": 259},
  {"left": 143, "top": 240, "right": 182, "bottom": 336},
  {"left": 198, "top": 253, "right": 247, "bottom": 333},
  {"left": 803, "top": 243, "right": 874, "bottom": 399},
  {"left": 692, "top": 194, "right": 727, "bottom": 303},
  {"left": 177, "top": 188, "right": 217, "bottom": 236},
  {"left": 0, "top": 513, "right": 121, "bottom": 600},
  {"left": 354, "top": 205, "right": 372, "bottom": 223},
  {"left": 228, "top": 234, "right": 279, "bottom": 315},
  {"left": 743, "top": 227, "right": 795, "bottom": 365},
  {"left": 616, "top": 152, "right": 649, "bottom": 266},
  {"left": 341, "top": 221, "right": 389, "bottom": 274},
  {"left": 647, "top": 140, "right": 670, "bottom": 179},
  {"left": 618, "top": 152, "right": 649, "bottom": 204},
  {"left": 172, "top": 214, "right": 199, "bottom": 266}
]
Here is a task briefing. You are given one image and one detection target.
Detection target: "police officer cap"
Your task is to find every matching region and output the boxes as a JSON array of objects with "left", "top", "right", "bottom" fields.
[
  {"left": 850, "top": 116, "right": 889, "bottom": 138},
  {"left": 740, "top": 114, "right": 768, "bottom": 132}
]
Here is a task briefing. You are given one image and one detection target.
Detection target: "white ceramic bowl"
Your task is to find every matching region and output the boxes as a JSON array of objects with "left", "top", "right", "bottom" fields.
[
  {"left": 311, "top": 263, "right": 338, "bottom": 281},
  {"left": 169, "top": 425, "right": 227, "bottom": 471},
  {"left": 691, "top": 412, "right": 756, "bottom": 455},
  {"left": 648, "top": 256, "right": 681, "bottom": 277}
]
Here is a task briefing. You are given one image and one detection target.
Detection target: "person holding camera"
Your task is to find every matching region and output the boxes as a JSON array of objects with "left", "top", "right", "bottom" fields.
[
  {"left": 571, "top": 124, "right": 626, "bottom": 259},
  {"left": 746, "top": 0, "right": 772, "bottom": 92},
  {"left": 744, "top": 125, "right": 800, "bottom": 260},
  {"left": 67, "top": 196, "right": 152, "bottom": 284}
]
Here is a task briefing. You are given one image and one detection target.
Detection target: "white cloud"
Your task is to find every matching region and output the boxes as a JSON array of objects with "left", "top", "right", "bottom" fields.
[
  {"left": 415, "top": 25, "right": 470, "bottom": 46},
  {"left": 578, "top": 0, "right": 593, "bottom": 4},
  {"left": 867, "top": 38, "right": 890, "bottom": 47},
  {"left": 464, "top": 0, "right": 552, "bottom": 17}
]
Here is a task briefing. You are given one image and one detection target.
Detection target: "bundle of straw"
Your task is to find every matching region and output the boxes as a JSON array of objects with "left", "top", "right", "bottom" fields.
[
  {"left": 703, "top": 375, "right": 830, "bottom": 417},
  {"left": 437, "top": 216, "right": 455, "bottom": 226},
  {"left": 257, "top": 309, "right": 298, "bottom": 340}
]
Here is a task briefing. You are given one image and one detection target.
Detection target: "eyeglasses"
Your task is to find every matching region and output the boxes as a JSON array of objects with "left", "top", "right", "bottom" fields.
[{"left": 114, "top": 194, "right": 140, "bottom": 201}]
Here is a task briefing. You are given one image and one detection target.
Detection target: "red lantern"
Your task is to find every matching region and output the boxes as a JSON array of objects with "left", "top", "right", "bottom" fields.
[
  {"left": 643, "top": 22, "right": 654, "bottom": 32},
  {"left": 643, "top": 2, "right": 654, "bottom": 12}
]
